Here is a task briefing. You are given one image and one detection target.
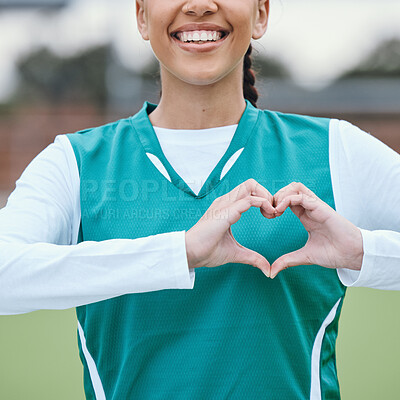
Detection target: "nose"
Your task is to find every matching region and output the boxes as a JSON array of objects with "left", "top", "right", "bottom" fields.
[{"left": 182, "top": 0, "right": 218, "bottom": 16}]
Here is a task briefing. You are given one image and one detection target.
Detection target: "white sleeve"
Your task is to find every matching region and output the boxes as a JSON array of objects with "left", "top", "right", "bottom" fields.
[
  {"left": 0, "top": 135, "right": 195, "bottom": 315},
  {"left": 330, "top": 119, "right": 400, "bottom": 290}
]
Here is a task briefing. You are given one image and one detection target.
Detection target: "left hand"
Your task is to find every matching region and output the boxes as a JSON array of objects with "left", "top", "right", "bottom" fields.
[{"left": 270, "top": 182, "right": 364, "bottom": 279}]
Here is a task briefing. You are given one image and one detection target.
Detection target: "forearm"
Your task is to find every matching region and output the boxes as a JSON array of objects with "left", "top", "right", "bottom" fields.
[
  {"left": 331, "top": 119, "right": 400, "bottom": 290},
  {"left": 0, "top": 231, "right": 195, "bottom": 315},
  {"left": 337, "top": 229, "right": 400, "bottom": 290}
]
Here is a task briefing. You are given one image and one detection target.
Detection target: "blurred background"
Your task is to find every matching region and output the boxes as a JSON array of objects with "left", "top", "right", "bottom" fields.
[{"left": 0, "top": 0, "right": 399, "bottom": 398}]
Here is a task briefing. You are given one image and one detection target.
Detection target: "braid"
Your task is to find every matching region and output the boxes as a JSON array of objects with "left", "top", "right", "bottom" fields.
[{"left": 243, "top": 43, "right": 259, "bottom": 108}]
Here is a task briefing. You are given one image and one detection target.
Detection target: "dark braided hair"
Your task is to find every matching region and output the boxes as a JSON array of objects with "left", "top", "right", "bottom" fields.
[{"left": 243, "top": 43, "right": 259, "bottom": 108}]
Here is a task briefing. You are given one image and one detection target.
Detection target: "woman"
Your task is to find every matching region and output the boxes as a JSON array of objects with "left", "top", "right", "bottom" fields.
[{"left": 1, "top": 0, "right": 399, "bottom": 398}]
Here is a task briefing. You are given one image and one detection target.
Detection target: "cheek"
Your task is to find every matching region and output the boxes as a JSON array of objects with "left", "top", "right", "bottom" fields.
[
  {"left": 147, "top": 24, "right": 171, "bottom": 58},
  {"left": 146, "top": 5, "right": 172, "bottom": 40},
  {"left": 230, "top": 23, "right": 255, "bottom": 57},
  {"left": 229, "top": 8, "right": 256, "bottom": 42}
]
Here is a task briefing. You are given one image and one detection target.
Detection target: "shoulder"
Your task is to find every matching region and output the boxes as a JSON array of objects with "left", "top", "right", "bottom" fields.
[
  {"left": 66, "top": 118, "right": 132, "bottom": 147},
  {"left": 65, "top": 117, "right": 135, "bottom": 165},
  {"left": 330, "top": 118, "right": 395, "bottom": 154},
  {"left": 259, "top": 108, "right": 330, "bottom": 129},
  {"left": 330, "top": 118, "right": 400, "bottom": 166},
  {"left": 257, "top": 108, "right": 332, "bottom": 141},
  {"left": 260, "top": 108, "right": 330, "bottom": 124}
]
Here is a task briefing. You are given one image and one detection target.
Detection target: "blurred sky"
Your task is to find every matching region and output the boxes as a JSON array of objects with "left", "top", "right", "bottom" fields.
[{"left": 0, "top": 0, "right": 399, "bottom": 101}]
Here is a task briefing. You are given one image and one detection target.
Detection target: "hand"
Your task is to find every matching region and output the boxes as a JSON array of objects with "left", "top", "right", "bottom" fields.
[
  {"left": 185, "top": 179, "right": 276, "bottom": 277},
  {"left": 270, "top": 182, "right": 364, "bottom": 279}
]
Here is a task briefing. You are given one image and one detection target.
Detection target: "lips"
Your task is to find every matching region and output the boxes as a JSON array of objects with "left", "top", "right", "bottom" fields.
[
  {"left": 174, "top": 30, "right": 225, "bottom": 43},
  {"left": 170, "top": 23, "right": 230, "bottom": 52},
  {"left": 170, "top": 23, "right": 230, "bottom": 40}
]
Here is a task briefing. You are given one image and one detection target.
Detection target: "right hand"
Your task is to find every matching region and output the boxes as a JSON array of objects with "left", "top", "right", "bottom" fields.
[{"left": 185, "top": 179, "right": 276, "bottom": 277}]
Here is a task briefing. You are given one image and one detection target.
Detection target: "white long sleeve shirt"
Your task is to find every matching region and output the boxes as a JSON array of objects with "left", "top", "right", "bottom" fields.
[{"left": 0, "top": 118, "right": 399, "bottom": 315}]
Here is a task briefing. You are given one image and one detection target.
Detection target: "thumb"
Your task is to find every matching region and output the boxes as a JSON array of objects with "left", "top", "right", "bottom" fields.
[
  {"left": 232, "top": 247, "right": 271, "bottom": 278},
  {"left": 270, "top": 248, "right": 310, "bottom": 279}
]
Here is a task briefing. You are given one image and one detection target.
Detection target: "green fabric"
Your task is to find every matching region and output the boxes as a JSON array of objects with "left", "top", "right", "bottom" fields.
[{"left": 67, "top": 101, "right": 346, "bottom": 399}]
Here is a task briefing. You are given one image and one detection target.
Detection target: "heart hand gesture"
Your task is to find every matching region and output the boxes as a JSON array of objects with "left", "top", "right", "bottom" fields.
[{"left": 185, "top": 180, "right": 364, "bottom": 279}]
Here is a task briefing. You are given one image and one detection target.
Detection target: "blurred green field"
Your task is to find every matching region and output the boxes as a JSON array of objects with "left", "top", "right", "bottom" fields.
[{"left": 0, "top": 288, "right": 399, "bottom": 399}]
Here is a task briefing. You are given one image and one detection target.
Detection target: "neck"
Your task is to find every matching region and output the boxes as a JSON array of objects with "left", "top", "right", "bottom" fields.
[{"left": 148, "top": 65, "right": 246, "bottom": 130}]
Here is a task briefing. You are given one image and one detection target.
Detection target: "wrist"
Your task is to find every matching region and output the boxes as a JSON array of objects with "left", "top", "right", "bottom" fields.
[
  {"left": 185, "top": 231, "right": 200, "bottom": 269},
  {"left": 348, "top": 227, "right": 364, "bottom": 271}
]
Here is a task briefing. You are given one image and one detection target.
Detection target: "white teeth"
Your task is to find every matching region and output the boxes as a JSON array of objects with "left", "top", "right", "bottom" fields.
[{"left": 175, "top": 30, "right": 224, "bottom": 43}]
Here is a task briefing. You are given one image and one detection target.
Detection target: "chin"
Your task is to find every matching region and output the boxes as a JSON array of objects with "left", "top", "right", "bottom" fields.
[
  {"left": 182, "top": 76, "right": 223, "bottom": 87},
  {"left": 162, "top": 61, "right": 240, "bottom": 88},
  {"left": 178, "top": 68, "right": 234, "bottom": 87}
]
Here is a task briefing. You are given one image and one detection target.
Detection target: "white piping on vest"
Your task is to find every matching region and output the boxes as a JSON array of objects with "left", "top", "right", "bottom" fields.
[
  {"left": 310, "top": 297, "right": 342, "bottom": 399},
  {"left": 220, "top": 148, "right": 244, "bottom": 180},
  {"left": 146, "top": 153, "right": 172, "bottom": 182},
  {"left": 78, "top": 321, "right": 106, "bottom": 400}
]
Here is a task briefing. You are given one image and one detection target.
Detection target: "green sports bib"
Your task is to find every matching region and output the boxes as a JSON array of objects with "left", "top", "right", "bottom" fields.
[{"left": 67, "top": 101, "right": 346, "bottom": 399}]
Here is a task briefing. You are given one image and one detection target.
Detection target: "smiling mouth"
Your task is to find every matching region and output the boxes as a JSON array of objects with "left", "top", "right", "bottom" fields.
[{"left": 171, "top": 30, "right": 228, "bottom": 44}]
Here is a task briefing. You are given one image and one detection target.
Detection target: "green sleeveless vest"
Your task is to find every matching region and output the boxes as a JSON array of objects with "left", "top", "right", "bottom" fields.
[{"left": 67, "top": 101, "right": 346, "bottom": 399}]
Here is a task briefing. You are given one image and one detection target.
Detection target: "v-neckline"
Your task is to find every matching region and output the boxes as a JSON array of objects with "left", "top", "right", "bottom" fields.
[{"left": 129, "top": 100, "right": 260, "bottom": 199}]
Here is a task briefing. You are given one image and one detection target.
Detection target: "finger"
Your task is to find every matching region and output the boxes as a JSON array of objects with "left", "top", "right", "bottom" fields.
[
  {"left": 273, "top": 182, "right": 316, "bottom": 209},
  {"left": 226, "top": 195, "right": 276, "bottom": 225},
  {"left": 260, "top": 205, "right": 277, "bottom": 220},
  {"left": 270, "top": 248, "right": 311, "bottom": 279},
  {"left": 240, "top": 179, "right": 276, "bottom": 217},
  {"left": 232, "top": 246, "right": 271, "bottom": 277},
  {"left": 221, "top": 179, "right": 275, "bottom": 213},
  {"left": 274, "top": 193, "right": 319, "bottom": 216}
]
